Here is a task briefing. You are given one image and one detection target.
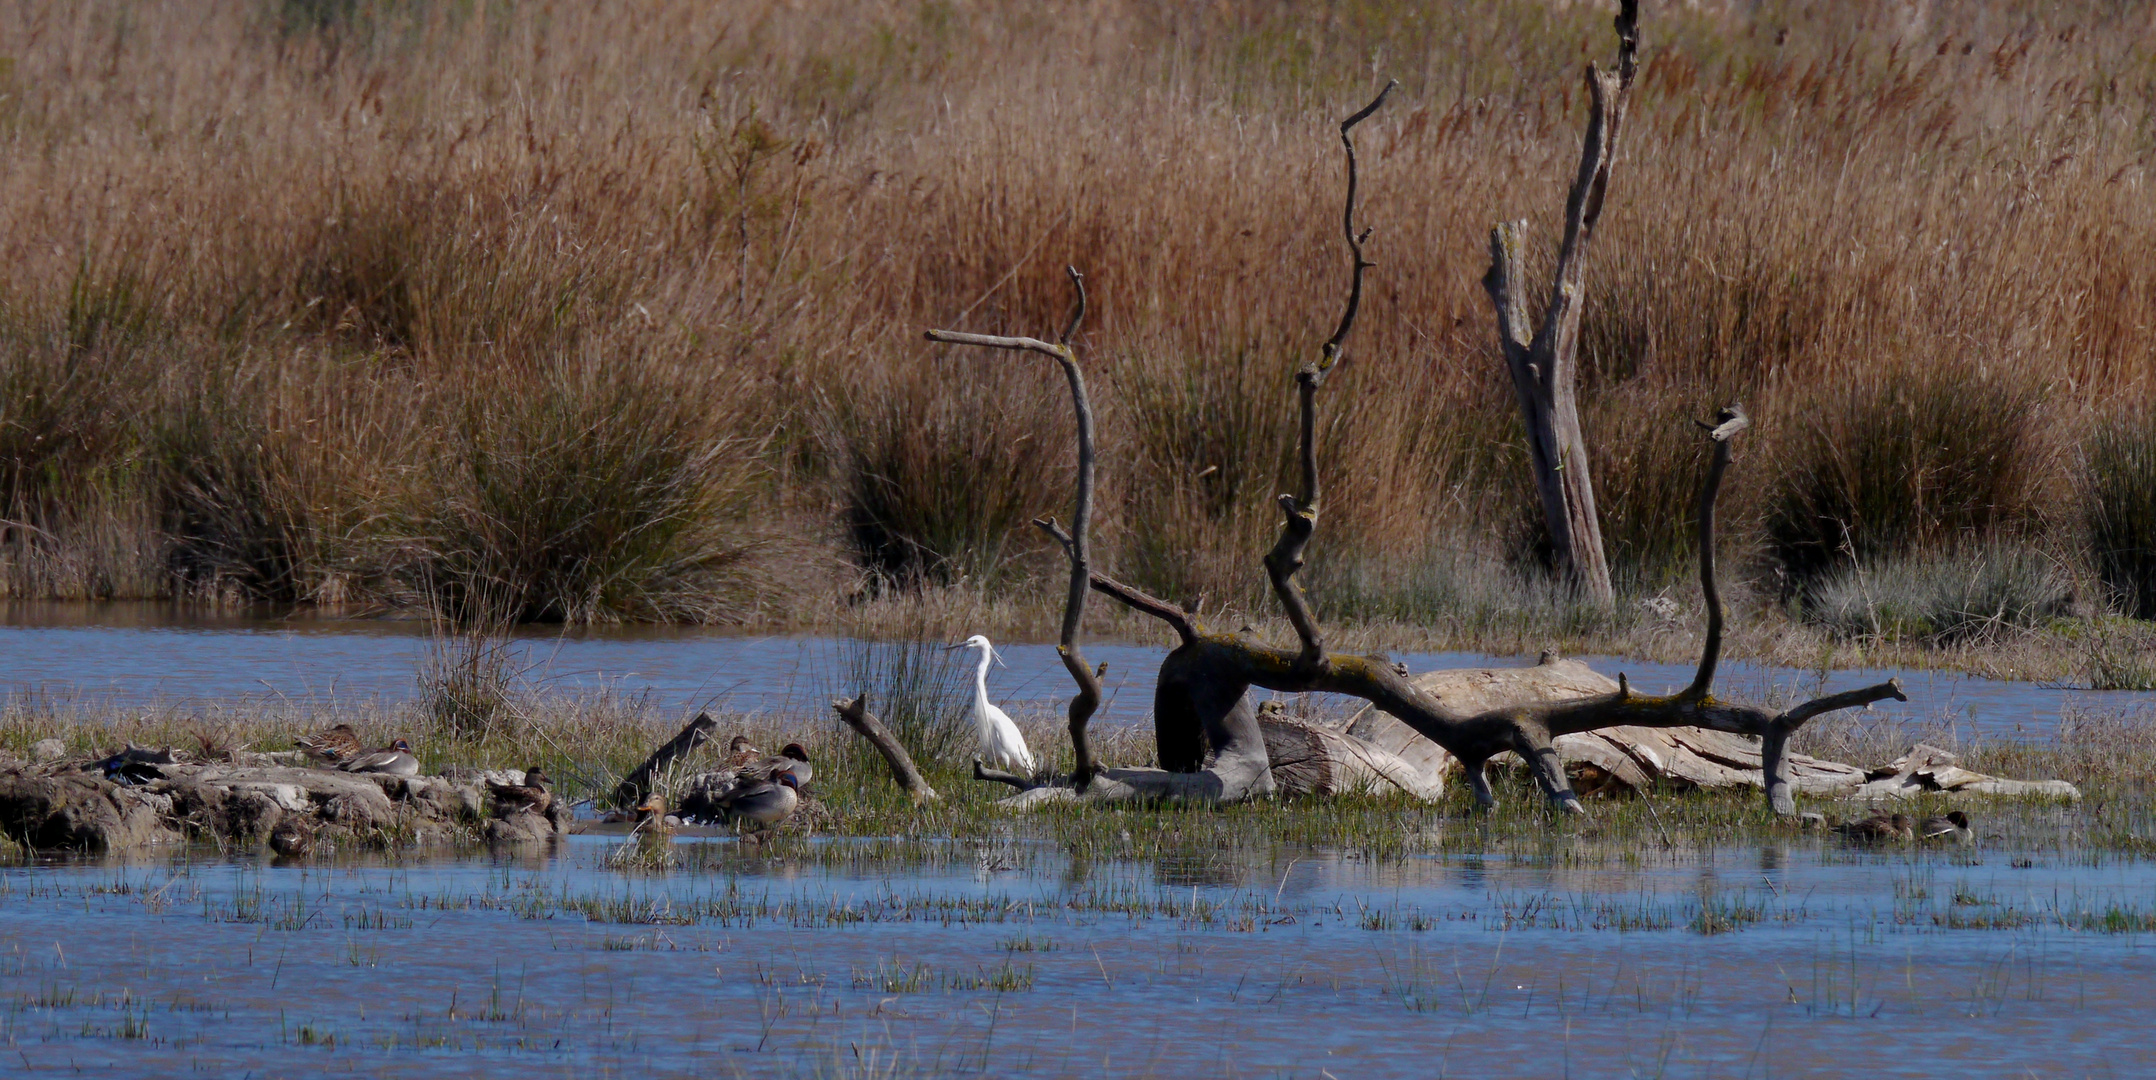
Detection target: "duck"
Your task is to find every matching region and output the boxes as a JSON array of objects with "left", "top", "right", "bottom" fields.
[
  {"left": 631, "top": 792, "right": 674, "bottom": 837},
  {"left": 722, "top": 735, "right": 761, "bottom": 769},
  {"left": 339, "top": 739, "right": 420, "bottom": 777},
  {"left": 949, "top": 634, "right": 1034, "bottom": 775},
  {"left": 1917, "top": 810, "right": 1972, "bottom": 843},
  {"left": 268, "top": 817, "right": 314, "bottom": 858},
  {"left": 1833, "top": 813, "right": 1914, "bottom": 843},
  {"left": 294, "top": 724, "right": 364, "bottom": 765},
  {"left": 716, "top": 772, "right": 801, "bottom": 833},
  {"left": 742, "top": 742, "right": 812, "bottom": 787},
  {"left": 487, "top": 766, "right": 551, "bottom": 816}
]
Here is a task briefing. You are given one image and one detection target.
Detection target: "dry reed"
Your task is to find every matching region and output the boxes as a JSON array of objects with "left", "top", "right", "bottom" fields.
[{"left": 0, "top": 1, "right": 2151, "bottom": 653}]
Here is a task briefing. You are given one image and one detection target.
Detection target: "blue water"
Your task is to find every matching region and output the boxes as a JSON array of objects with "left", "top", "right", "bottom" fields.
[
  {"left": 0, "top": 835, "right": 2149, "bottom": 1077},
  {"left": 1, "top": 605, "right": 2146, "bottom": 738}
]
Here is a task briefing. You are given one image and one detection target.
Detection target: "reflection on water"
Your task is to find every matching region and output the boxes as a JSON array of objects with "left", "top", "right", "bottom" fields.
[
  {"left": 2, "top": 836, "right": 2153, "bottom": 1077},
  {"left": 1, "top": 602, "right": 2149, "bottom": 735}
]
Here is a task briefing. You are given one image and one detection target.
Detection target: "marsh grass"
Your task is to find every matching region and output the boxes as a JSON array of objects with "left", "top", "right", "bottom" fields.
[
  {"left": 1807, "top": 544, "right": 2073, "bottom": 646},
  {"left": 0, "top": 0, "right": 2150, "bottom": 668}
]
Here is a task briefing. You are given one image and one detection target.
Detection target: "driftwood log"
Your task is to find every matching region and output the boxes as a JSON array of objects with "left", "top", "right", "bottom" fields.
[
  {"left": 611, "top": 712, "right": 717, "bottom": 809},
  {"left": 1483, "top": 0, "right": 1640, "bottom": 603},
  {"left": 832, "top": 695, "right": 939, "bottom": 803}
]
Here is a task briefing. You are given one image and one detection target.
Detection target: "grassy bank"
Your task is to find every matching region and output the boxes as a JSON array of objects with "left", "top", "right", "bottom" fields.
[{"left": 3, "top": 1, "right": 2155, "bottom": 675}]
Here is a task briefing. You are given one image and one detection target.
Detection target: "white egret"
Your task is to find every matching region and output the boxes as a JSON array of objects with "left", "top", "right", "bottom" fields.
[{"left": 949, "top": 634, "right": 1034, "bottom": 775}]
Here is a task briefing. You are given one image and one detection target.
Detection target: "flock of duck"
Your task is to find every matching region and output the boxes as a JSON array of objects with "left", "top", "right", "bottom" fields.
[
  {"left": 283, "top": 724, "right": 814, "bottom": 850},
  {"left": 1827, "top": 810, "right": 1973, "bottom": 844}
]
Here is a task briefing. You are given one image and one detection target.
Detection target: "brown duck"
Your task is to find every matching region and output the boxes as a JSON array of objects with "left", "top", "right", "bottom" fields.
[
  {"left": 722, "top": 735, "right": 761, "bottom": 769},
  {"left": 487, "top": 767, "right": 552, "bottom": 816},
  {"left": 631, "top": 792, "right": 674, "bottom": 837},
  {"left": 1834, "top": 813, "right": 1914, "bottom": 843},
  {"left": 269, "top": 817, "right": 314, "bottom": 858},
  {"left": 295, "top": 724, "right": 364, "bottom": 765}
]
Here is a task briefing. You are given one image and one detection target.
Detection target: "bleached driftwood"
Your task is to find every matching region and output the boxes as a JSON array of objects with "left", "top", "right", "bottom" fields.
[
  {"left": 1260, "top": 711, "right": 1444, "bottom": 799},
  {"left": 1854, "top": 744, "right": 2081, "bottom": 802}
]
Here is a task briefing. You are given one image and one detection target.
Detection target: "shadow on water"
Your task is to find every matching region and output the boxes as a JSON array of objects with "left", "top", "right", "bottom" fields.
[{"left": 1, "top": 832, "right": 2154, "bottom": 1077}]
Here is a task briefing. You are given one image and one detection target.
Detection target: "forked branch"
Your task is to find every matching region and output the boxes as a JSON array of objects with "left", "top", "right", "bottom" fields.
[
  {"left": 925, "top": 266, "right": 1105, "bottom": 783},
  {"left": 1266, "top": 81, "right": 1395, "bottom": 672}
]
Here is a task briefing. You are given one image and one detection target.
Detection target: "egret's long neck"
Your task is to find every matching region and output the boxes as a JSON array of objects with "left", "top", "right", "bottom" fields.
[{"left": 972, "top": 647, "right": 993, "bottom": 707}]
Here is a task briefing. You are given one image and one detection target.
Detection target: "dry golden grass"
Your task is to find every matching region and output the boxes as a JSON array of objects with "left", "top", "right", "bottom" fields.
[{"left": 0, "top": 1, "right": 2152, "bottom": 658}]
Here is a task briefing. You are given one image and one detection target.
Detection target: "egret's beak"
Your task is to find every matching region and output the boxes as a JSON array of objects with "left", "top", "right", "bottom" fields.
[{"left": 942, "top": 642, "right": 964, "bottom": 651}]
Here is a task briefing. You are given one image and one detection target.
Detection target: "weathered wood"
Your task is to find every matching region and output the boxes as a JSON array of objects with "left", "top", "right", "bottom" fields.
[
  {"left": 611, "top": 712, "right": 717, "bottom": 809},
  {"left": 832, "top": 695, "right": 940, "bottom": 803},
  {"left": 1481, "top": 0, "right": 1640, "bottom": 604},
  {"left": 1855, "top": 743, "right": 2081, "bottom": 802},
  {"left": 1259, "top": 712, "right": 1443, "bottom": 800}
]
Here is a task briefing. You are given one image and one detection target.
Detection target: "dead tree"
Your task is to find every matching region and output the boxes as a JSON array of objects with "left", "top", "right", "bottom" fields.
[
  {"left": 925, "top": 266, "right": 1107, "bottom": 785},
  {"left": 1053, "top": 84, "right": 1901, "bottom": 815},
  {"left": 1481, "top": 0, "right": 1641, "bottom": 604}
]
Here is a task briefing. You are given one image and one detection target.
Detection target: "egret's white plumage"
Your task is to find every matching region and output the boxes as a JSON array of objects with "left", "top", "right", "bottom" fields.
[{"left": 952, "top": 634, "right": 1034, "bottom": 775}]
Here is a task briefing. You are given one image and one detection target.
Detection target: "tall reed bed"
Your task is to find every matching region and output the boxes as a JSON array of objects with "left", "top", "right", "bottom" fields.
[{"left": 0, "top": 0, "right": 2151, "bottom": 645}]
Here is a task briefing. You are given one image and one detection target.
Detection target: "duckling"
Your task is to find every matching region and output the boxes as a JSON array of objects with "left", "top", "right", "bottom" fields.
[
  {"left": 742, "top": 742, "right": 812, "bottom": 787},
  {"left": 295, "top": 724, "right": 364, "bottom": 765},
  {"left": 487, "top": 766, "right": 551, "bottom": 816},
  {"left": 268, "top": 817, "right": 314, "bottom": 858},
  {"left": 340, "top": 739, "right": 420, "bottom": 777},
  {"left": 1834, "top": 812, "right": 1913, "bottom": 843},
  {"left": 722, "top": 735, "right": 761, "bottom": 769},
  {"left": 716, "top": 772, "right": 801, "bottom": 834},
  {"left": 1918, "top": 810, "right": 1972, "bottom": 843}
]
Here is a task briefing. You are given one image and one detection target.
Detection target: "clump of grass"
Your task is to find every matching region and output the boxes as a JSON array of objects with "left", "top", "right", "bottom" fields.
[
  {"left": 829, "top": 365, "right": 1069, "bottom": 589},
  {"left": 827, "top": 637, "right": 974, "bottom": 766},
  {"left": 1807, "top": 544, "right": 2071, "bottom": 646},
  {"left": 391, "top": 357, "right": 774, "bottom": 624},
  {"left": 1765, "top": 370, "right": 2053, "bottom": 596},
  {"left": 2081, "top": 411, "right": 2156, "bottom": 620}
]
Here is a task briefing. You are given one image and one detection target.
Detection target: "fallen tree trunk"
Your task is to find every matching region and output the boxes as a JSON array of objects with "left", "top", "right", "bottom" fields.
[{"left": 612, "top": 712, "right": 717, "bottom": 809}]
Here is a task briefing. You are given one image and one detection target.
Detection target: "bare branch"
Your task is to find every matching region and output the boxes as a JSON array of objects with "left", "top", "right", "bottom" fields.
[
  {"left": 1320, "top": 79, "right": 1397, "bottom": 369},
  {"left": 972, "top": 760, "right": 1039, "bottom": 791},
  {"left": 922, "top": 329, "right": 1064, "bottom": 359},
  {"left": 833, "top": 696, "right": 939, "bottom": 803},
  {"left": 1682, "top": 404, "right": 1748, "bottom": 700},
  {"left": 1777, "top": 679, "right": 1907, "bottom": 728},
  {"left": 928, "top": 269, "right": 1104, "bottom": 782},
  {"left": 1085, "top": 569, "right": 1197, "bottom": 645},
  {"left": 611, "top": 712, "right": 715, "bottom": 809},
  {"left": 1480, "top": 0, "right": 1638, "bottom": 604},
  {"left": 1058, "top": 265, "right": 1087, "bottom": 346}
]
